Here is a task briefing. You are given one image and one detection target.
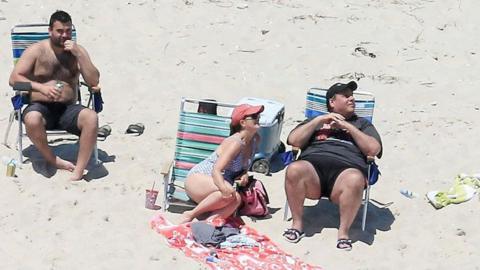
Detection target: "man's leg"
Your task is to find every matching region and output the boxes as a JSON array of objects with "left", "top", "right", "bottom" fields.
[
  {"left": 284, "top": 160, "right": 321, "bottom": 233},
  {"left": 71, "top": 108, "right": 98, "bottom": 180},
  {"left": 330, "top": 168, "right": 365, "bottom": 241},
  {"left": 24, "top": 111, "right": 75, "bottom": 171}
]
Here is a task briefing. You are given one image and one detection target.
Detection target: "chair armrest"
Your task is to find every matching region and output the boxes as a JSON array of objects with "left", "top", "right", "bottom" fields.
[
  {"left": 160, "top": 160, "right": 173, "bottom": 176},
  {"left": 80, "top": 81, "right": 101, "bottom": 93},
  {"left": 12, "top": 82, "right": 32, "bottom": 92}
]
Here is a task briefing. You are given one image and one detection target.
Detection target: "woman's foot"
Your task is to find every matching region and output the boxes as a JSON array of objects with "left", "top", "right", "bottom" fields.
[{"left": 179, "top": 211, "right": 195, "bottom": 224}]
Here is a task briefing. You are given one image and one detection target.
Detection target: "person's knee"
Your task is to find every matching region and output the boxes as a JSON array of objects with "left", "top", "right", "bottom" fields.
[
  {"left": 23, "top": 111, "right": 44, "bottom": 128},
  {"left": 341, "top": 170, "right": 365, "bottom": 191},
  {"left": 78, "top": 109, "right": 98, "bottom": 129},
  {"left": 285, "top": 162, "right": 306, "bottom": 183}
]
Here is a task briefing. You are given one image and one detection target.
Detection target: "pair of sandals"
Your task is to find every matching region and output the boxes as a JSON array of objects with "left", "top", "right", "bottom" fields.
[
  {"left": 282, "top": 228, "right": 352, "bottom": 251},
  {"left": 97, "top": 123, "right": 145, "bottom": 138}
]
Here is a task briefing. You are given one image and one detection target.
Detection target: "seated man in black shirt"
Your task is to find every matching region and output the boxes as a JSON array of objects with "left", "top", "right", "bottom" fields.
[{"left": 283, "top": 81, "right": 382, "bottom": 251}]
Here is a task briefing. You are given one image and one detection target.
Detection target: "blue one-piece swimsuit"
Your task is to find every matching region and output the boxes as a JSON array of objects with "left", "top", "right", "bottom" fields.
[{"left": 187, "top": 136, "right": 256, "bottom": 185}]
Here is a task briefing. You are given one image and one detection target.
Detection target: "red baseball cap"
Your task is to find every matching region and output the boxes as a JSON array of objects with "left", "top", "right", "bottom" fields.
[{"left": 231, "top": 104, "right": 264, "bottom": 126}]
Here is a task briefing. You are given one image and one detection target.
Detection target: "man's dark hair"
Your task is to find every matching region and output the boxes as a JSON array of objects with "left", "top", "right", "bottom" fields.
[{"left": 49, "top": 10, "right": 72, "bottom": 27}]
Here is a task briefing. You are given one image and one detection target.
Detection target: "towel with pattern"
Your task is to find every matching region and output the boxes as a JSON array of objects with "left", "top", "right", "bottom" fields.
[{"left": 150, "top": 214, "right": 323, "bottom": 270}]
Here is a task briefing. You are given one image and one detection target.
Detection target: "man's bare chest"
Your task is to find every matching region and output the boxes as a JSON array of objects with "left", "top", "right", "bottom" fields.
[{"left": 34, "top": 51, "right": 78, "bottom": 82}]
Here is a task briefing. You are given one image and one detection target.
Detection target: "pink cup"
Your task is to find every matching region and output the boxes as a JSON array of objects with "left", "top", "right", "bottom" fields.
[{"left": 145, "top": 189, "right": 159, "bottom": 210}]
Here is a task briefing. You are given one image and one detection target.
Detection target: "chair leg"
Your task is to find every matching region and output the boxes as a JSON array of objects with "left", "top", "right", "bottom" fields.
[
  {"left": 93, "top": 140, "right": 99, "bottom": 164},
  {"left": 162, "top": 171, "right": 169, "bottom": 212},
  {"left": 3, "top": 110, "right": 15, "bottom": 146},
  {"left": 283, "top": 200, "right": 290, "bottom": 221},
  {"left": 362, "top": 186, "right": 370, "bottom": 231},
  {"left": 17, "top": 110, "right": 23, "bottom": 166}
]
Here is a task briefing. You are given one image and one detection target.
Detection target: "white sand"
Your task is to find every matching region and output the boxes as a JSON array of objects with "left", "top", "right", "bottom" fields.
[{"left": 1, "top": 1, "right": 479, "bottom": 269}]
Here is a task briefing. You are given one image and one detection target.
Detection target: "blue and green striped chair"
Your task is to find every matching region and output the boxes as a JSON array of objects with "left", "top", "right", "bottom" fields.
[
  {"left": 3, "top": 24, "right": 98, "bottom": 165},
  {"left": 283, "top": 88, "right": 379, "bottom": 231},
  {"left": 161, "top": 98, "right": 235, "bottom": 211}
]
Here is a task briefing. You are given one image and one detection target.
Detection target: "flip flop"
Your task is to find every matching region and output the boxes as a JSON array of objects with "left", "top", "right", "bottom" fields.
[
  {"left": 282, "top": 228, "right": 305, "bottom": 243},
  {"left": 337, "top": 239, "right": 352, "bottom": 251},
  {"left": 126, "top": 123, "right": 145, "bottom": 136},
  {"left": 97, "top": 124, "right": 111, "bottom": 138}
]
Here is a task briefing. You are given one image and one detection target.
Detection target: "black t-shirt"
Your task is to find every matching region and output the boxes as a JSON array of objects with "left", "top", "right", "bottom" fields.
[{"left": 293, "top": 114, "right": 382, "bottom": 172}]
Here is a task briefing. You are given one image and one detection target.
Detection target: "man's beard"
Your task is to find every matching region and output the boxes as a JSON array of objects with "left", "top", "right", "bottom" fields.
[{"left": 51, "top": 37, "right": 65, "bottom": 49}]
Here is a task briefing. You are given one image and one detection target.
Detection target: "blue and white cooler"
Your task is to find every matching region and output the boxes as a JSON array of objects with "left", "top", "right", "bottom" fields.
[{"left": 237, "top": 97, "right": 285, "bottom": 175}]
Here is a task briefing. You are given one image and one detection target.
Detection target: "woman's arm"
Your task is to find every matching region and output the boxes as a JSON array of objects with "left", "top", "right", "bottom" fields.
[{"left": 212, "top": 137, "right": 242, "bottom": 197}]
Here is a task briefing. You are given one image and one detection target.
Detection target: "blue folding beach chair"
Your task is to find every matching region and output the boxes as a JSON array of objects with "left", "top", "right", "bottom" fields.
[
  {"left": 3, "top": 24, "right": 100, "bottom": 165},
  {"left": 160, "top": 98, "right": 236, "bottom": 211},
  {"left": 283, "top": 87, "right": 380, "bottom": 231}
]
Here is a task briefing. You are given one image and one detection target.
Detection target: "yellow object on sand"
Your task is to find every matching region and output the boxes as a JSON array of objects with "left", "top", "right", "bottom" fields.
[{"left": 426, "top": 174, "right": 479, "bottom": 209}]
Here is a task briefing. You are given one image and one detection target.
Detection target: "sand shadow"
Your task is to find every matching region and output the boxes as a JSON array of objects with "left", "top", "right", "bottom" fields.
[
  {"left": 302, "top": 199, "right": 395, "bottom": 245},
  {"left": 22, "top": 142, "right": 116, "bottom": 181}
]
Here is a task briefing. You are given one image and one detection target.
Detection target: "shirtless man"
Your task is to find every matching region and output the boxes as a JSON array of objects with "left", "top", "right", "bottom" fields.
[{"left": 9, "top": 10, "right": 100, "bottom": 181}]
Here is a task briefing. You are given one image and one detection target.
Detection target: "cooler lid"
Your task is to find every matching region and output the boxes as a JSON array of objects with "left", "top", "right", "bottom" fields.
[{"left": 237, "top": 97, "right": 285, "bottom": 125}]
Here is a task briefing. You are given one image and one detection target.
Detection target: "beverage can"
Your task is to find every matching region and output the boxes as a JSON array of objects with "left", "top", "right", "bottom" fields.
[
  {"left": 6, "top": 161, "right": 16, "bottom": 177},
  {"left": 55, "top": 80, "right": 64, "bottom": 91}
]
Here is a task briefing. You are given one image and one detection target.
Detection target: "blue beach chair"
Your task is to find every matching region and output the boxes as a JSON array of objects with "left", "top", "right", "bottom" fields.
[
  {"left": 3, "top": 24, "right": 100, "bottom": 165},
  {"left": 160, "top": 98, "right": 236, "bottom": 211},
  {"left": 283, "top": 88, "right": 380, "bottom": 231}
]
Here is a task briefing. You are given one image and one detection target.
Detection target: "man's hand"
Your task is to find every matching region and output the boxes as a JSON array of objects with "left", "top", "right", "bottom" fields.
[
  {"left": 63, "top": 40, "right": 81, "bottom": 57},
  {"left": 322, "top": 113, "right": 345, "bottom": 123},
  {"left": 90, "top": 85, "right": 101, "bottom": 93},
  {"left": 329, "top": 113, "right": 352, "bottom": 131},
  {"left": 40, "top": 84, "right": 62, "bottom": 101}
]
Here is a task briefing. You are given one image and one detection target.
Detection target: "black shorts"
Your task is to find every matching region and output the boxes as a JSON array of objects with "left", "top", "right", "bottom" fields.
[
  {"left": 300, "top": 155, "right": 367, "bottom": 198},
  {"left": 23, "top": 102, "right": 87, "bottom": 136}
]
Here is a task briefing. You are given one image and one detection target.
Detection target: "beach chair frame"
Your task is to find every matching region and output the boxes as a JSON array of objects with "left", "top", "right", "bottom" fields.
[
  {"left": 160, "top": 98, "right": 236, "bottom": 211},
  {"left": 3, "top": 23, "right": 99, "bottom": 165},
  {"left": 283, "top": 88, "right": 379, "bottom": 231}
]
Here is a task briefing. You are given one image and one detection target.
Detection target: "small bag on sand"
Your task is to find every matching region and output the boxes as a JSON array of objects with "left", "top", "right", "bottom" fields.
[{"left": 238, "top": 176, "right": 270, "bottom": 217}]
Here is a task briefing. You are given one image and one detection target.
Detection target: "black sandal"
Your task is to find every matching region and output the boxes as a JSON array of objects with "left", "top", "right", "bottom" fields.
[
  {"left": 125, "top": 123, "right": 145, "bottom": 135},
  {"left": 97, "top": 124, "right": 111, "bottom": 138},
  {"left": 282, "top": 228, "right": 305, "bottom": 243},
  {"left": 336, "top": 239, "right": 352, "bottom": 251}
]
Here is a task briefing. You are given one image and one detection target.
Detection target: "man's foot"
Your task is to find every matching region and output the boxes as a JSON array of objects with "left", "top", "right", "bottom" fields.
[
  {"left": 336, "top": 239, "right": 352, "bottom": 251},
  {"left": 179, "top": 211, "right": 194, "bottom": 224},
  {"left": 70, "top": 168, "right": 85, "bottom": 181},
  {"left": 55, "top": 157, "right": 75, "bottom": 172},
  {"left": 283, "top": 228, "right": 305, "bottom": 243}
]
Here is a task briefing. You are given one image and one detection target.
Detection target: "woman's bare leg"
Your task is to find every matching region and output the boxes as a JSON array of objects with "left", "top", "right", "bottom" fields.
[
  {"left": 181, "top": 174, "right": 236, "bottom": 223},
  {"left": 210, "top": 192, "right": 242, "bottom": 219}
]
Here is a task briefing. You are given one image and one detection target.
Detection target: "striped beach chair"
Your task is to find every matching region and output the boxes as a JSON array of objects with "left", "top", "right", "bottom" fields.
[
  {"left": 283, "top": 87, "right": 380, "bottom": 231},
  {"left": 305, "top": 88, "right": 374, "bottom": 122},
  {"left": 3, "top": 24, "right": 99, "bottom": 165},
  {"left": 161, "top": 98, "right": 235, "bottom": 211}
]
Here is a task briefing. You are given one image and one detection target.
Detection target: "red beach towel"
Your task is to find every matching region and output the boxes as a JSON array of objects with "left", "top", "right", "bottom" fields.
[{"left": 150, "top": 214, "right": 323, "bottom": 270}]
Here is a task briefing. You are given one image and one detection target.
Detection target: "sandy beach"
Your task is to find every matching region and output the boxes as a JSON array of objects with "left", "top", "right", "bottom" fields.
[{"left": 1, "top": 0, "right": 480, "bottom": 269}]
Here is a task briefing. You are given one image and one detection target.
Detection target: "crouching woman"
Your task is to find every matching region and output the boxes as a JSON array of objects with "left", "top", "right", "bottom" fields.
[{"left": 181, "top": 104, "right": 263, "bottom": 223}]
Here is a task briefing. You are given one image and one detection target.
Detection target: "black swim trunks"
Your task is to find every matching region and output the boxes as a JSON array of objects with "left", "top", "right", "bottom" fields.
[
  {"left": 23, "top": 102, "right": 87, "bottom": 135},
  {"left": 300, "top": 155, "right": 366, "bottom": 198}
]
